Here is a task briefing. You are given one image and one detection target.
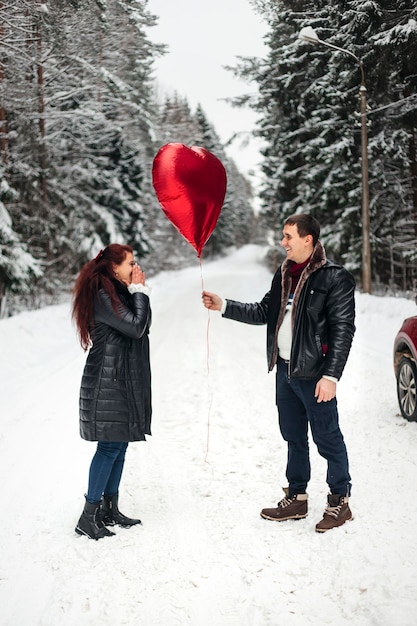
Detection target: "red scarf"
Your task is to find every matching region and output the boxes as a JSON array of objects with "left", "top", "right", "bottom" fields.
[{"left": 289, "top": 256, "right": 311, "bottom": 293}]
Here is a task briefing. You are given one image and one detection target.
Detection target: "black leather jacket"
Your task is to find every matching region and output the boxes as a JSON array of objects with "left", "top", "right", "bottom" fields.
[{"left": 223, "top": 243, "right": 355, "bottom": 380}]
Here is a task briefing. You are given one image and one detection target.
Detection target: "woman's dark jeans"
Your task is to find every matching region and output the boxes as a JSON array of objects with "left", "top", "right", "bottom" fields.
[
  {"left": 86, "top": 441, "right": 128, "bottom": 504},
  {"left": 276, "top": 358, "right": 351, "bottom": 497}
]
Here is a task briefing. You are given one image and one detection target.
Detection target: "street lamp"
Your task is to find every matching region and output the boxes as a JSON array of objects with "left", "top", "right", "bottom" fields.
[{"left": 299, "top": 26, "right": 371, "bottom": 293}]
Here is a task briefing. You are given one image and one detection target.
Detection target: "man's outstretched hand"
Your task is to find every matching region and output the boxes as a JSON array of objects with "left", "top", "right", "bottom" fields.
[{"left": 202, "top": 291, "right": 222, "bottom": 311}]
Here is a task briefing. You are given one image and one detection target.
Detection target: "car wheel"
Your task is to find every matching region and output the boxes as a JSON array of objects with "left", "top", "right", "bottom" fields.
[{"left": 397, "top": 357, "right": 417, "bottom": 421}]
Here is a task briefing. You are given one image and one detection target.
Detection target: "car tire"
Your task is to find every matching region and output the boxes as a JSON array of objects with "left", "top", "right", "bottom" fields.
[{"left": 397, "top": 357, "right": 417, "bottom": 421}]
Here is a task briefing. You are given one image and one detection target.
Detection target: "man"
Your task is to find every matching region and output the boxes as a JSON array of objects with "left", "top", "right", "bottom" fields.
[{"left": 202, "top": 214, "right": 355, "bottom": 532}]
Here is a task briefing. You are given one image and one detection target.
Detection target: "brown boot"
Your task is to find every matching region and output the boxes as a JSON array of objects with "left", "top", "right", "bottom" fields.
[
  {"left": 315, "top": 494, "right": 352, "bottom": 533},
  {"left": 260, "top": 488, "right": 308, "bottom": 521}
]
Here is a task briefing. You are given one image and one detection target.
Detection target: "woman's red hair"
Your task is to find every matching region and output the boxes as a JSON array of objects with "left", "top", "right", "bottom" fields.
[{"left": 72, "top": 244, "right": 133, "bottom": 350}]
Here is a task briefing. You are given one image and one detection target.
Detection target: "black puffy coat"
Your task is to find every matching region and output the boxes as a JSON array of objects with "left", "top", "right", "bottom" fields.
[
  {"left": 223, "top": 242, "right": 355, "bottom": 380},
  {"left": 79, "top": 280, "right": 152, "bottom": 442}
]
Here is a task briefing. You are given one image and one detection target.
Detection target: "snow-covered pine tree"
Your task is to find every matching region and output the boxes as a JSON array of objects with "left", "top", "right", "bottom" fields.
[
  {"left": 41, "top": 0, "right": 162, "bottom": 270},
  {"left": 193, "top": 104, "right": 254, "bottom": 257},
  {"left": 231, "top": 0, "right": 368, "bottom": 275},
  {"left": 0, "top": 171, "right": 42, "bottom": 317},
  {"left": 364, "top": 1, "right": 417, "bottom": 289},
  {"left": 0, "top": 0, "right": 164, "bottom": 309},
  {"left": 232, "top": 0, "right": 417, "bottom": 289}
]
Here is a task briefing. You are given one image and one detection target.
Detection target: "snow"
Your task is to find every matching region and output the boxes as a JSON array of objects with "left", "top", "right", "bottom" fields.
[{"left": 1, "top": 244, "right": 417, "bottom": 626}]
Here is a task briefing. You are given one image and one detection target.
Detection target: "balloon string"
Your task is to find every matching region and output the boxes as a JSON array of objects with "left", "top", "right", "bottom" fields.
[
  {"left": 200, "top": 257, "right": 212, "bottom": 465},
  {"left": 200, "top": 260, "right": 210, "bottom": 375}
]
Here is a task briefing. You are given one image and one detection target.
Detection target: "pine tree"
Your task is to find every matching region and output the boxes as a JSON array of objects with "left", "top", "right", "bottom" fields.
[
  {"left": 1, "top": 0, "right": 262, "bottom": 312},
  {"left": 365, "top": 1, "right": 417, "bottom": 289},
  {"left": 0, "top": 170, "right": 42, "bottom": 316},
  {"left": 193, "top": 104, "right": 254, "bottom": 256},
  {"left": 232, "top": 0, "right": 417, "bottom": 289},
  {"left": 1, "top": 0, "right": 164, "bottom": 307}
]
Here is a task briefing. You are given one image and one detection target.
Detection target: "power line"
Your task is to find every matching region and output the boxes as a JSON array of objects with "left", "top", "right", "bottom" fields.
[{"left": 366, "top": 93, "right": 417, "bottom": 116}]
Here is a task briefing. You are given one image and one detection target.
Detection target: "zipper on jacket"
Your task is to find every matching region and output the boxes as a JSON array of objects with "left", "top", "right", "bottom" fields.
[{"left": 288, "top": 280, "right": 308, "bottom": 379}]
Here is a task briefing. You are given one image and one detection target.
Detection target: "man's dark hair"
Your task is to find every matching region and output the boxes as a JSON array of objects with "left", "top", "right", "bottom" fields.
[{"left": 284, "top": 214, "right": 320, "bottom": 246}]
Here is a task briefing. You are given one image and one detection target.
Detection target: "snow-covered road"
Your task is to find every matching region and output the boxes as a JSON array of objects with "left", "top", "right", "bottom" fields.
[{"left": 1, "top": 245, "right": 417, "bottom": 625}]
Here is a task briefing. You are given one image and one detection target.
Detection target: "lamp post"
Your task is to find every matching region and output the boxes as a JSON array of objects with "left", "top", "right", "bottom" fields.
[{"left": 299, "top": 26, "right": 371, "bottom": 293}]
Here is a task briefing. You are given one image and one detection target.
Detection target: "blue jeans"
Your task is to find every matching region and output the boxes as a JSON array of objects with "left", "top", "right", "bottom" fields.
[
  {"left": 276, "top": 359, "right": 351, "bottom": 497},
  {"left": 86, "top": 442, "right": 129, "bottom": 504}
]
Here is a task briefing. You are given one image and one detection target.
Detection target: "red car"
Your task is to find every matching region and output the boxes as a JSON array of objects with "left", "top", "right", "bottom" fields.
[{"left": 393, "top": 304, "right": 417, "bottom": 421}]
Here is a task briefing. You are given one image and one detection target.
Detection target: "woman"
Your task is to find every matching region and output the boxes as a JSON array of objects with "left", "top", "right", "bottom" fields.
[{"left": 72, "top": 244, "right": 152, "bottom": 540}]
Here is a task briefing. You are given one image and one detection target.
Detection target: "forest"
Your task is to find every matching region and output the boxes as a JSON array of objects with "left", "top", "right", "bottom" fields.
[
  {"left": 233, "top": 0, "right": 417, "bottom": 292},
  {"left": 0, "top": 0, "right": 416, "bottom": 316}
]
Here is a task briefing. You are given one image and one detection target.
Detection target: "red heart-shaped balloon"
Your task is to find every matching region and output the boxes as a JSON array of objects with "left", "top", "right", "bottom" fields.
[{"left": 152, "top": 143, "right": 227, "bottom": 257}]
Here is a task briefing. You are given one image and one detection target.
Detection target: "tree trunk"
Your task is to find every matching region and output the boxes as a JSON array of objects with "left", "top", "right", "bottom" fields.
[
  {"left": 35, "top": 16, "right": 47, "bottom": 201},
  {"left": 0, "top": 268, "right": 9, "bottom": 318},
  {"left": 0, "top": 1, "right": 7, "bottom": 164},
  {"left": 409, "top": 129, "right": 417, "bottom": 239}
]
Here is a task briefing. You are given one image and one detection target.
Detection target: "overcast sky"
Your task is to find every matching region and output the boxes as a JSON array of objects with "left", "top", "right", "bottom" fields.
[{"left": 147, "top": 0, "right": 267, "bottom": 179}]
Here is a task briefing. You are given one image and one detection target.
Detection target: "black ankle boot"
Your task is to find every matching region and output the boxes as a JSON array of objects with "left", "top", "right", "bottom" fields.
[
  {"left": 101, "top": 493, "right": 142, "bottom": 527},
  {"left": 75, "top": 499, "right": 116, "bottom": 540}
]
